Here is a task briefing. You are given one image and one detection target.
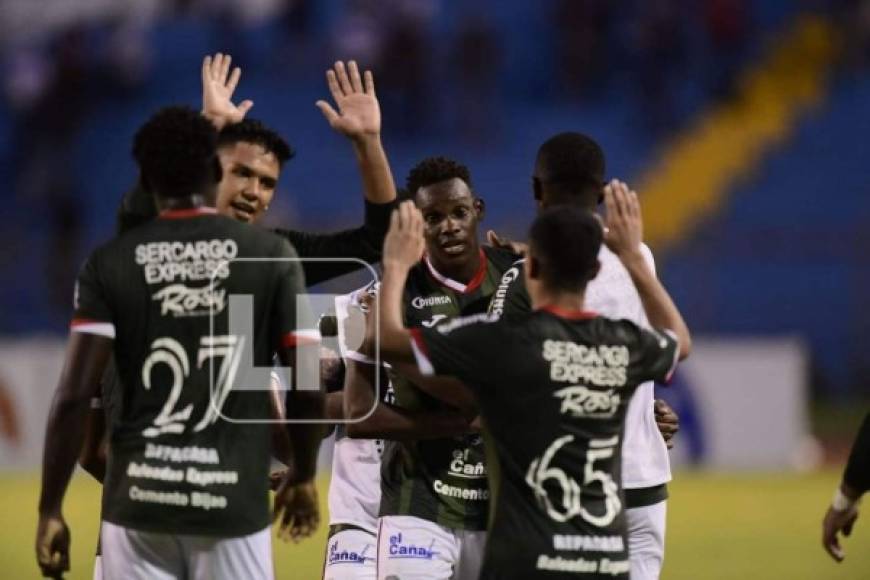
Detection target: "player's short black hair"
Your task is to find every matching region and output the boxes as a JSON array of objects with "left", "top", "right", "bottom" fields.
[
  {"left": 534, "top": 132, "right": 605, "bottom": 203},
  {"left": 218, "top": 119, "right": 294, "bottom": 166},
  {"left": 528, "top": 206, "right": 602, "bottom": 292},
  {"left": 405, "top": 156, "right": 473, "bottom": 196},
  {"left": 132, "top": 106, "right": 221, "bottom": 199}
]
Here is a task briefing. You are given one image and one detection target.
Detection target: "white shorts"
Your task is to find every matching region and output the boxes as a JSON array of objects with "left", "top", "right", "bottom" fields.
[
  {"left": 375, "top": 515, "right": 486, "bottom": 580},
  {"left": 625, "top": 500, "right": 667, "bottom": 580},
  {"left": 323, "top": 525, "right": 377, "bottom": 580},
  {"left": 93, "top": 555, "right": 103, "bottom": 580},
  {"left": 100, "top": 520, "right": 273, "bottom": 580}
]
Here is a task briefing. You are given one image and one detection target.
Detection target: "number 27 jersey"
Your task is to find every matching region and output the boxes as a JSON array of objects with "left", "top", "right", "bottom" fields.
[
  {"left": 72, "top": 210, "right": 308, "bottom": 537},
  {"left": 410, "top": 307, "right": 679, "bottom": 579}
]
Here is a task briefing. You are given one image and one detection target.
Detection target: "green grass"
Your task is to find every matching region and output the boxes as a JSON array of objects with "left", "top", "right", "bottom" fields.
[{"left": 2, "top": 470, "right": 868, "bottom": 579}]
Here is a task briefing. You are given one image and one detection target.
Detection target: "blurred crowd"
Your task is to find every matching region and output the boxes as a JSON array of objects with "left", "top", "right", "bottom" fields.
[{"left": 0, "top": 0, "right": 869, "bottom": 319}]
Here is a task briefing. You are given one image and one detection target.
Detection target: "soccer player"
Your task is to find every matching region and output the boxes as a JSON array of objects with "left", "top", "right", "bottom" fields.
[
  {"left": 486, "top": 133, "right": 683, "bottom": 579},
  {"left": 373, "top": 190, "right": 690, "bottom": 579},
  {"left": 36, "top": 107, "right": 323, "bottom": 580},
  {"left": 822, "top": 411, "right": 869, "bottom": 562},
  {"left": 79, "top": 57, "right": 396, "bottom": 577},
  {"left": 344, "top": 157, "right": 516, "bottom": 580},
  {"left": 321, "top": 278, "right": 478, "bottom": 580}
]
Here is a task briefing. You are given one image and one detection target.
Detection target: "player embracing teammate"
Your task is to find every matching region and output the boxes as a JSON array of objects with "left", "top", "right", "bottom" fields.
[{"left": 371, "top": 179, "right": 690, "bottom": 578}]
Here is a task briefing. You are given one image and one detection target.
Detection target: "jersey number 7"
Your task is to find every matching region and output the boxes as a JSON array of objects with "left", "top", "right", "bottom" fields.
[{"left": 141, "top": 335, "right": 244, "bottom": 438}]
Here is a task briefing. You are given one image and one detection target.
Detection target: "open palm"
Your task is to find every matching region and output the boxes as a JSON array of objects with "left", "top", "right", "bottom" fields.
[
  {"left": 317, "top": 61, "right": 381, "bottom": 140},
  {"left": 201, "top": 53, "right": 253, "bottom": 129}
]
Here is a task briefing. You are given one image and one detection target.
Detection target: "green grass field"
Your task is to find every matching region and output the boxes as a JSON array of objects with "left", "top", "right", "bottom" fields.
[{"left": 3, "top": 470, "right": 867, "bottom": 579}]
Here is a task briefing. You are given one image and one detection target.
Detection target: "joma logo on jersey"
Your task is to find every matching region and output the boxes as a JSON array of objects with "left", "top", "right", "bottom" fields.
[
  {"left": 411, "top": 295, "right": 452, "bottom": 309},
  {"left": 553, "top": 385, "right": 620, "bottom": 418},
  {"left": 152, "top": 284, "right": 227, "bottom": 317}
]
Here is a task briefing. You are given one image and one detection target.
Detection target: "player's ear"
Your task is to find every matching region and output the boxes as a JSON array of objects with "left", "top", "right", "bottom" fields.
[
  {"left": 473, "top": 197, "right": 485, "bottom": 221},
  {"left": 532, "top": 177, "right": 542, "bottom": 206},
  {"left": 527, "top": 255, "right": 540, "bottom": 280}
]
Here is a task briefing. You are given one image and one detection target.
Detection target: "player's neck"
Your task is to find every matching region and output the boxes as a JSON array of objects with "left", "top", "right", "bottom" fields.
[
  {"left": 428, "top": 246, "right": 482, "bottom": 284},
  {"left": 531, "top": 288, "right": 587, "bottom": 314},
  {"left": 156, "top": 194, "right": 214, "bottom": 211}
]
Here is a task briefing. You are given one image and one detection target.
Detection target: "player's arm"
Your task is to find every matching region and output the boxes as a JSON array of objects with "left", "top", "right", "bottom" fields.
[
  {"left": 78, "top": 403, "right": 107, "bottom": 483},
  {"left": 37, "top": 332, "right": 112, "bottom": 578},
  {"left": 274, "top": 62, "right": 396, "bottom": 286},
  {"left": 268, "top": 240, "right": 326, "bottom": 542},
  {"left": 343, "top": 359, "right": 470, "bottom": 440},
  {"left": 604, "top": 180, "right": 691, "bottom": 360},
  {"left": 822, "top": 412, "right": 869, "bottom": 561},
  {"left": 317, "top": 60, "right": 395, "bottom": 206}
]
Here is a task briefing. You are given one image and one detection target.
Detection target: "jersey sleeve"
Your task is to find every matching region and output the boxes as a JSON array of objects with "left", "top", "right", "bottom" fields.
[
  {"left": 335, "top": 282, "right": 380, "bottom": 365},
  {"left": 409, "top": 314, "right": 501, "bottom": 393},
  {"left": 634, "top": 326, "right": 680, "bottom": 384},
  {"left": 271, "top": 239, "right": 319, "bottom": 349},
  {"left": 488, "top": 259, "right": 532, "bottom": 321},
  {"left": 273, "top": 199, "right": 394, "bottom": 286},
  {"left": 71, "top": 252, "right": 116, "bottom": 338},
  {"left": 844, "top": 413, "right": 870, "bottom": 494}
]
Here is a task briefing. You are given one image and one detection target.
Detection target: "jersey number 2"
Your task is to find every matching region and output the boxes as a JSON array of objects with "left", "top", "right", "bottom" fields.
[{"left": 140, "top": 335, "right": 243, "bottom": 438}]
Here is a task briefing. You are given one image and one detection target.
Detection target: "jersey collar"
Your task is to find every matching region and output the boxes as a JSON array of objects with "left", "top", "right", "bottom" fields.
[
  {"left": 538, "top": 304, "right": 599, "bottom": 320},
  {"left": 424, "top": 249, "right": 488, "bottom": 294},
  {"left": 158, "top": 207, "right": 218, "bottom": 219}
]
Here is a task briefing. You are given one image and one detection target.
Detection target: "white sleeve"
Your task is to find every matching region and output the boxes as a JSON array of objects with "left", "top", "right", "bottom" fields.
[
  {"left": 640, "top": 243, "right": 656, "bottom": 276},
  {"left": 335, "top": 285, "right": 380, "bottom": 365}
]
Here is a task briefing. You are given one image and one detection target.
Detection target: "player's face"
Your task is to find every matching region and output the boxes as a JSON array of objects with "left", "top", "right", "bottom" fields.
[
  {"left": 216, "top": 141, "right": 280, "bottom": 224},
  {"left": 415, "top": 178, "right": 483, "bottom": 267}
]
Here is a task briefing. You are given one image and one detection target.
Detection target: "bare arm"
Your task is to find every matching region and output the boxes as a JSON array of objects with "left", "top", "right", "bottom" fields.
[
  {"left": 37, "top": 332, "right": 112, "bottom": 578},
  {"left": 604, "top": 181, "right": 692, "bottom": 359},
  {"left": 78, "top": 405, "right": 107, "bottom": 483}
]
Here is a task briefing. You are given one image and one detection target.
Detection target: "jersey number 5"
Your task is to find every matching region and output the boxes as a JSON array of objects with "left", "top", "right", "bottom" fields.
[
  {"left": 525, "top": 434, "right": 622, "bottom": 527},
  {"left": 141, "top": 335, "right": 244, "bottom": 438}
]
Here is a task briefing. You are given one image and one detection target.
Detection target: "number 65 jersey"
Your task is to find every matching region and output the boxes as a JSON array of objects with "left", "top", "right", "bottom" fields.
[
  {"left": 409, "top": 306, "right": 679, "bottom": 579},
  {"left": 72, "top": 209, "right": 310, "bottom": 538}
]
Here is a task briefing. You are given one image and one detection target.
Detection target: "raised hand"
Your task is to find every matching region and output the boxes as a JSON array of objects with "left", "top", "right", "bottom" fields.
[
  {"left": 201, "top": 53, "right": 253, "bottom": 130},
  {"left": 603, "top": 180, "right": 643, "bottom": 258},
  {"left": 316, "top": 61, "right": 381, "bottom": 142},
  {"left": 383, "top": 201, "right": 426, "bottom": 272}
]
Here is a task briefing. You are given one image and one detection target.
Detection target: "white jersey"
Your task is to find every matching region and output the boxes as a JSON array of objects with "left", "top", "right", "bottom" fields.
[
  {"left": 586, "top": 244, "right": 671, "bottom": 489},
  {"left": 328, "top": 285, "right": 389, "bottom": 532}
]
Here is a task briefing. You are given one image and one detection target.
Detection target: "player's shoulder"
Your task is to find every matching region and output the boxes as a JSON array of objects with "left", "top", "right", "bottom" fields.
[{"left": 483, "top": 245, "right": 523, "bottom": 272}]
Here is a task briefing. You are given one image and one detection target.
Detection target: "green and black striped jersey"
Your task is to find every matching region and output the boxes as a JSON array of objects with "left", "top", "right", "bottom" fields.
[{"left": 379, "top": 246, "right": 519, "bottom": 531}]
